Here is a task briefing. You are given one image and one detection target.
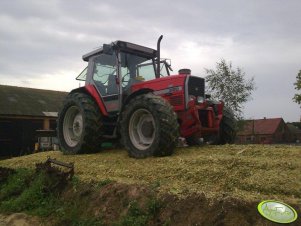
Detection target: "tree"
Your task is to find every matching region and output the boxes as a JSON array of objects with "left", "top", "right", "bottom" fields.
[
  {"left": 293, "top": 70, "right": 301, "bottom": 107},
  {"left": 205, "top": 59, "right": 255, "bottom": 119}
]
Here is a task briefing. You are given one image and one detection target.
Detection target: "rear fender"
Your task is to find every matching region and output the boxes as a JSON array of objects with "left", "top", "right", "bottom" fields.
[
  {"left": 70, "top": 85, "right": 108, "bottom": 116},
  {"left": 122, "top": 88, "right": 153, "bottom": 111}
]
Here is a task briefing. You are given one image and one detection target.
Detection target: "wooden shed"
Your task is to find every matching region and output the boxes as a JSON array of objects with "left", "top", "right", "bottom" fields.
[{"left": 0, "top": 85, "right": 67, "bottom": 156}]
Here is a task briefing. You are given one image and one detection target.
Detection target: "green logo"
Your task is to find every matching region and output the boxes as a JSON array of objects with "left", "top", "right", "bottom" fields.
[{"left": 258, "top": 200, "right": 298, "bottom": 223}]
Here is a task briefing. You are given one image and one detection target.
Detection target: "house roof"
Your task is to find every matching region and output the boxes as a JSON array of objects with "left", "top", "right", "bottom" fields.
[
  {"left": 237, "top": 118, "right": 284, "bottom": 136},
  {"left": 0, "top": 85, "right": 68, "bottom": 117}
]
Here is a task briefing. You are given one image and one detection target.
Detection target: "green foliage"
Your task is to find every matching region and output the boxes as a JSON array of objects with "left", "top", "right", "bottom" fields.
[
  {"left": 290, "top": 121, "right": 301, "bottom": 129},
  {"left": 115, "top": 198, "right": 162, "bottom": 226},
  {"left": 71, "top": 175, "right": 81, "bottom": 192},
  {"left": 55, "top": 201, "right": 104, "bottom": 226},
  {"left": 205, "top": 59, "right": 255, "bottom": 119},
  {"left": 96, "top": 178, "right": 113, "bottom": 188},
  {"left": 71, "top": 218, "right": 104, "bottom": 226},
  {"left": 150, "top": 180, "right": 161, "bottom": 190},
  {"left": 148, "top": 198, "right": 162, "bottom": 218},
  {"left": 116, "top": 201, "right": 149, "bottom": 226},
  {"left": 0, "top": 168, "right": 104, "bottom": 225},
  {"left": 293, "top": 70, "right": 301, "bottom": 107},
  {"left": 0, "top": 168, "right": 31, "bottom": 201},
  {"left": 0, "top": 169, "right": 59, "bottom": 215}
]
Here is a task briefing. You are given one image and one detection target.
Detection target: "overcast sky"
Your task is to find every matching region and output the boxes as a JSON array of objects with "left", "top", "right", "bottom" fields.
[{"left": 0, "top": 0, "right": 300, "bottom": 121}]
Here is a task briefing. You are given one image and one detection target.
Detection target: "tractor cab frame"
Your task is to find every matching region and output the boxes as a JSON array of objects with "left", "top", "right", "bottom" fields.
[{"left": 76, "top": 39, "right": 171, "bottom": 114}]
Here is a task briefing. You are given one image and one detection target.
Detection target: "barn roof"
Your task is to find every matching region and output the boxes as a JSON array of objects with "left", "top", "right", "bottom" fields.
[
  {"left": 237, "top": 118, "right": 284, "bottom": 135},
  {"left": 0, "top": 85, "right": 68, "bottom": 117}
]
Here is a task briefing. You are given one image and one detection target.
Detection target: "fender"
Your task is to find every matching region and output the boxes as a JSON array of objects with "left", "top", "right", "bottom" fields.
[
  {"left": 70, "top": 85, "right": 108, "bottom": 116},
  {"left": 120, "top": 88, "right": 153, "bottom": 114}
]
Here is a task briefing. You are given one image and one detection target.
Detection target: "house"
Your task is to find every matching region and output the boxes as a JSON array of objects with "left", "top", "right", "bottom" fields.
[
  {"left": 0, "top": 85, "right": 67, "bottom": 156},
  {"left": 286, "top": 123, "right": 301, "bottom": 143},
  {"left": 236, "top": 118, "right": 291, "bottom": 144}
]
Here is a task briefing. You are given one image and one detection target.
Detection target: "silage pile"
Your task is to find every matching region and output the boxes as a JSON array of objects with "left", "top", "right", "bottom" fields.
[{"left": 1, "top": 144, "right": 300, "bottom": 204}]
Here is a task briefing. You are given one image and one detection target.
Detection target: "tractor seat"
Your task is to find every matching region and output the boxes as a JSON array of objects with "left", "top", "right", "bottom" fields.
[
  {"left": 107, "top": 74, "right": 118, "bottom": 95},
  {"left": 94, "top": 81, "right": 107, "bottom": 96}
]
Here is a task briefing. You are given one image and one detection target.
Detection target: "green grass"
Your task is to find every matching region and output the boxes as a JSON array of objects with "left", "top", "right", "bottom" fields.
[
  {"left": 114, "top": 198, "right": 162, "bottom": 226},
  {"left": 0, "top": 168, "right": 104, "bottom": 225}
]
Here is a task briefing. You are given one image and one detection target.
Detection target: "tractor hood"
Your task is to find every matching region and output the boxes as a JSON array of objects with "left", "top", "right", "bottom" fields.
[
  {"left": 130, "top": 74, "right": 188, "bottom": 94},
  {"left": 131, "top": 74, "right": 205, "bottom": 98},
  {"left": 130, "top": 74, "right": 205, "bottom": 111}
]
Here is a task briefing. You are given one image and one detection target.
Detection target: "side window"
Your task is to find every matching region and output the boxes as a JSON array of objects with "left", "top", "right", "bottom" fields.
[
  {"left": 93, "top": 64, "right": 115, "bottom": 84},
  {"left": 137, "top": 60, "right": 156, "bottom": 81},
  {"left": 76, "top": 66, "right": 88, "bottom": 81},
  {"left": 159, "top": 63, "right": 169, "bottom": 77},
  {"left": 92, "top": 54, "right": 118, "bottom": 96}
]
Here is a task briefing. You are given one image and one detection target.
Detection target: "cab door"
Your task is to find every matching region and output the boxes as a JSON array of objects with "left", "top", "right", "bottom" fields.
[{"left": 89, "top": 53, "right": 120, "bottom": 113}]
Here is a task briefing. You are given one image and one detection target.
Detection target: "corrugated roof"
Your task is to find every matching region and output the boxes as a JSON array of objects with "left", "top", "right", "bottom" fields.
[
  {"left": 238, "top": 118, "right": 284, "bottom": 135},
  {"left": 0, "top": 85, "right": 68, "bottom": 117}
]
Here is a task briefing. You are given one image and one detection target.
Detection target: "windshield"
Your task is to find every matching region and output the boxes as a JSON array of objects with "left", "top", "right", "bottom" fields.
[{"left": 120, "top": 52, "right": 156, "bottom": 88}]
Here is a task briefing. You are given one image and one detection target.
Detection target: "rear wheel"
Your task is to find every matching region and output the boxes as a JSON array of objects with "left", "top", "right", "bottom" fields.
[
  {"left": 218, "top": 106, "right": 237, "bottom": 144},
  {"left": 120, "top": 93, "right": 179, "bottom": 158},
  {"left": 57, "top": 92, "right": 103, "bottom": 154},
  {"left": 203, "top": 106, "right": 236, "bottom": 145}
]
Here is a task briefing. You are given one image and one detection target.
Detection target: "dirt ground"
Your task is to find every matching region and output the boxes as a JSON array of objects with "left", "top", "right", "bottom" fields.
[
  {"left": 0, "top": 144, "right": 300, "bottom": 225},
  {"left": 0, "top": 213, "right": 41, "bottom": 226}
]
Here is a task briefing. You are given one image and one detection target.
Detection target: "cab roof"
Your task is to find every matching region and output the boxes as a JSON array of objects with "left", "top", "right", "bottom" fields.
[{"left": 82, "top": 40, "right": 157, "bottom": 62}]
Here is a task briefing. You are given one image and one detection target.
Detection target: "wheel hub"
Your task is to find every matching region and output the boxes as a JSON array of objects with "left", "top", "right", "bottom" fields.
[
  {"left": 129, "top": 109, "right": 155, "bottom": 150},
  {"left": 72, "top": 113, "right": 83, "bottom": 137},
  {"left": 63, "top": 106, "right": 83, "bottom": 147}
]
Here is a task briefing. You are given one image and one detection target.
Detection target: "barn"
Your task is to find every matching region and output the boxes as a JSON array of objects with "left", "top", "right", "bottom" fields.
[
  {"left": 236, "top": 118, "right": 291, "bottom": 144},
  {"left": 0, "top": 85, "right": 67, "bottom": 156}
]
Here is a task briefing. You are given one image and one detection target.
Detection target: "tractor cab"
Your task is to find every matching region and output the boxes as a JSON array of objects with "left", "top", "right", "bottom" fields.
[{"left": 76, "top": 39, "right": 170, "bottom": 113}]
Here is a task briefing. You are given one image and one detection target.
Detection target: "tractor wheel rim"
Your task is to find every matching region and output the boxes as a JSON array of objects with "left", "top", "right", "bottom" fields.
[
  {"left": 129, "top": 109, "right": 155, "bottom": 150},
  {"left": 63, "top": 106, "right": 83, "bottom": 147}
]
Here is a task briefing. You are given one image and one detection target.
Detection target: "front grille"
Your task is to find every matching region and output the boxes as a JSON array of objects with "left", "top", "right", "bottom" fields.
[
  {"left": 169, "top": 95, "right": 183, "bottom": 106},
  {"left": 188, "top": 76, "right": 205, "bottom": 97}
]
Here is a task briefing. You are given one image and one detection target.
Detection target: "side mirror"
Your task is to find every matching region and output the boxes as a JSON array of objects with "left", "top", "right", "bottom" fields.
[{"left": 103, "top": 44, "right": 113, "bottom": 55}]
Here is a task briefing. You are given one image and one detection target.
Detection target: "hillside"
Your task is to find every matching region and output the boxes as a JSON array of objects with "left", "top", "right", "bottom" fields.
[
  {"left": 1, "top": 144, "right": 300, "bottom": 203},
  {"left": 0, "top": 144, "right": 300, "bottom": 225}
]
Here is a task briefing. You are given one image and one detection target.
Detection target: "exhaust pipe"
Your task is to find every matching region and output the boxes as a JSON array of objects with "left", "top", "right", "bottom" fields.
[{"left": 156, "top": 35, "right": 163, "bottom": 78}]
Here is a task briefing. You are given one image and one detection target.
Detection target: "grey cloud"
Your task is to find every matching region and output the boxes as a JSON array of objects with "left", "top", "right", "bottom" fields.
[{"left": 0, "top": 0, "right": 300, "bottom": 121}]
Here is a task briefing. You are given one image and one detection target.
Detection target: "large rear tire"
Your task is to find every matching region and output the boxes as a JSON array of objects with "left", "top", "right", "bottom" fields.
[
  {"left": 57, "top": 92, "right": 103, "bottom": 154},
  {"left": 120, "top": 93, "right": 179, "bottom": 158},
  {"left": 218, "top": 106, "right": 237, "bottom": 144}
]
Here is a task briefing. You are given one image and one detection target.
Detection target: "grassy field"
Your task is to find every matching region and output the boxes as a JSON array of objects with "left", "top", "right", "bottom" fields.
[{"left": 1, "top": 144, "right": 300, "bottom": 204}]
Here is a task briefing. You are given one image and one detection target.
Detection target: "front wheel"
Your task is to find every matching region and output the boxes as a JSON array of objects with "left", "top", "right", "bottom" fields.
[{"left": 120, "top": 93, "right": 179, "bottom": 158}]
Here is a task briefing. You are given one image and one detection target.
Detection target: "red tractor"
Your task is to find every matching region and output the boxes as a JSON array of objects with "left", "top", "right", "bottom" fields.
[{"left": 57, "top": 36, "right": 236, "bottom": 158}]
